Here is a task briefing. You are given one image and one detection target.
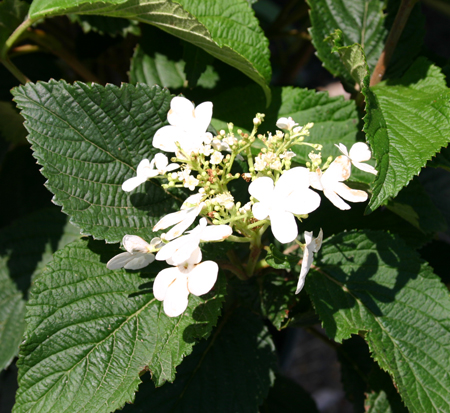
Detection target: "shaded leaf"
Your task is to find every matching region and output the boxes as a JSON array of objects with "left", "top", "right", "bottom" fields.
[
  {"left": 308, "top": 230, "right": 450, "bottom": 413},
  {"left": 121, "top": 307, "right": 277, "bottom": 413},
  {"left": 13, "top": 238, "right": 226, "bottom": 413},
  {"left": 0, "top": 101, "right": 27, "bottom": 144},
  {"left": 13, "top": 81, "right": 180, "bottom": 244},
  {"left": 262, "top": 374, "right": 319, "bottom": 413},
  {"left": 69, "top": 14, "right": 141, "bottom": 37},
  {"left": 28, "top": 0, "right": 272, "bottom": 103}
]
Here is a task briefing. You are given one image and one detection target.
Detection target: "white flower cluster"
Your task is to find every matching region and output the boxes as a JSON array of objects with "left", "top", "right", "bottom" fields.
[{"left": 109, "top": 97, "right": 378, "bottom": 317}]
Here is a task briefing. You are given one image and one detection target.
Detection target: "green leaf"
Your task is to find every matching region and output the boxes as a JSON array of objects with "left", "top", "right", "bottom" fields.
[
  {"left": 0, "top": 207, "right": 80, "bottom": 371},
  {"left": 307, "top": 230, "right": 450, "bottom": 413},
  {"left": 129, "top": 26, "right": 219, "bottom": 90},
  {"left": 0, "top": 266, "right": 26, "bottom": 371},
  {"left": 0, "top": 207, "right": 81, "bottom": 295},
  {"left": 261, "top": 271, "right": 298, "bottom": 330},
  {"left": 13, "top": 238, "right": 226, "bottom": 413},
  {"left": 68, "top": 14, "right": 141, "bottom": 37},
  {"left": 0, "top": 101, "right": 27, "bottom": 144},
  {"left": 307, "top": 0, "right": 385, "bottom": 88},
  {"left": 0, "top": 0, "right": 29, "bottom": 48},
  {"left": 212, "top": 85, "right": 362, "bottom": 168},
  {"left": 28, "top": 0, "right": 272, "bottom": 103},
  {"left": 265, "top": 244, "right": 297, "bottom": 270},
  {"left": 121, "top": 307, "right": 277, "bottom": 413},
  {"left": 328, "top": 29, "right": 369, "bottom": 88},
  {"left": 0, "top": 145, "right": 53, "bottom": 228},
  {"left": 182, "top": 41, "right": 214, "bottom": 89},
  {"left": 338, "top": 335, "right": 407, "bottom": 413},
  {"left": 386, "top": 177, "right": 447, "bottom": 235},
  {"left": 307, "top": 0, "right": 424, "bottom": 88},
  {"left": 12, "top": 81, "right": 181, "bottom": 244},
  {"left": 363, "top": 58, "right": 450, "bottom": 212},
  {"left": 262, "top": 375, "right": 319, "bottom": 413}
]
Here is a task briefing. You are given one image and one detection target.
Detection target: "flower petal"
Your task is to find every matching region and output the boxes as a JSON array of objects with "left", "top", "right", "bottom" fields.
[
  {"left": 122, "top": 176, "right": 146, "bottom": 192},
  {"left": 349, "top": 142, "right": 371, "bottom": 162},
  {"left": 153, "top": 153, "right": 169, "bottom": 170},
  {"left": 156, "top": 234, "right": 199, "bottom": 265},
  {"left": 106, "top": 252, "right": 134, "bottom": 270},
  {"left": 323, "top": 156, "right": 351, "bottom": 184},
  {"left": 200, "top": 224, "right": 233, "bottom": 242},
  {"left": 186, "top": 247, "right": 202, "bottom": 265},
  {"left": 164, "top": 206, "right": 202, "bottom": 241},
  {"left": 323, "top": 188, "right": 351, "bottom": 210},
  {"left": 123, "top": 253, "right": 155, "bottom": 270},
  {"left": 163, "top": 274, "right": 190, "bottom": 317},
  {"left": 248, "top": 176, "right": 274, "bottom": 202},
  {"left": 168, "top": 96, "right": 195, "bottom": 127},
  {"left": 153, "top": 125, "right": 187, "bottom": 152},
  {"left": 335, "top": 143, "right": 349, "bottom": 157},
  {"left": 187, "top": 261, "right": 218, "bottom": 296},
  {"left": 333, "top": 182, "right": 368, "bottom": 203},
  {"left": 352, "top": 161, "right": 378, "bottom": 175},
  {"left": 193, "top": 101, "right": 213, "bottom": 133},
  {"left": 153, "top": 208, "right": 192, "bottom": 232},
  {"left": 270, "top": 210, "right": 298, "bottom": 244},
  {"left": 285, "top": 188, "right": 321, "bottom": 215},
  {"left": 252, "top": 202, "right": 270, "bottom": 220},
  {"left": 153, "top": 267, "right": 179, "bottom": 301},
  {"left": 122, "top": 235, "right": 151, "bottom": 253},
  {"left": 275, "top": 167, "right": 310, "bottom": 198}
]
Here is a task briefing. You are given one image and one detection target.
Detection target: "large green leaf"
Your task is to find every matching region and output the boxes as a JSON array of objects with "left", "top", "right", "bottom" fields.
[
  {"left": 13, "top": 81, "right": 181, "bottom": 244},
  {"left": 13, "top": 238, "right": 226, "bottom": 413},
  {"left": 28, "top": 0, "right": 272, "bottom": 103},
  {"left": 0, "top": 266, "right": 26, "bottom": 371},
  {"left": 307, "top": 230, "right": 450, "bottom": 413},
  {"left": 363, "top": 58, "right": 450, "bottom": 212},
  {"left": 0, "top": 208, "right": 80, "bottom": 371},
  {"left": 121, "top": 307, "right": 277, "bottom": 412},
  {"left": 307, "top": 0, "right": 424, "bottom": 89}
]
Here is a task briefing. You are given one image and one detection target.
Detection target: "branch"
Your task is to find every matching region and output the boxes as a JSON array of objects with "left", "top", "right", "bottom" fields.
[{"left": 370, "top": 0, "right": 419, "bottom": 86}]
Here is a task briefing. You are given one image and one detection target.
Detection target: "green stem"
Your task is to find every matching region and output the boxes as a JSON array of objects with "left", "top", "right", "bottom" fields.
[
  {"left": 246, "top": 242, "right": 262, "bottom": 277},
  {"left": 1, "top": 17, "right": 33, "bottom": 59},
  {"left": 226, "top": 235, "right": 251, "bottom": 243},
  {"left": 247, "top": 219, "right": 270, "bottom": 229},
  {"left": 0, "top": 58, "right": 29, "bottom": 83}
]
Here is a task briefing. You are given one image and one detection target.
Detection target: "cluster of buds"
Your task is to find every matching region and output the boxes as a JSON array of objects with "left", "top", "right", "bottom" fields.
[{"left": 109, "top": 96, "right": 377, "bottom": 317}]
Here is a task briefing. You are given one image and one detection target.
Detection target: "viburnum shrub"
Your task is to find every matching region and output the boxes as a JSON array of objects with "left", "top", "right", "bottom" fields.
[{"left": 1, "top": 0, "right": 450, "bottom": 412}]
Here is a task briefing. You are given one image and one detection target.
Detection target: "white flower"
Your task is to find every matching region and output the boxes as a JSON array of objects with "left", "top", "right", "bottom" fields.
[
  {"left": 249, "top": 167, "right": 321, "bottom": 244},
  {"left": 153, "top": 96, "right": 213, "bottom": 155},
  {"left": 199, "top": 144, "right": 214, "bottom": 156},
  {"left": 276, "top": 117, "right": 298, "bottom": 130},
  {"left": 122, "top": 155, "right": 179, "bottom": 192},
  {"left": 153, "top": 193, "right": 205, "bottom": 240},
  {"left": 107, "top": 235, "right": 162, "bottom": 270},
  {"left": 210, "top": 151, "right": 224, "bottom": 165},
  {"left": 296, "top": 229, "right": 323, "bottom": 294},
  {"left": 153, "top": 247, "right": 218, "bottom": 317},
  {"left": 156, "top": 218, "right": 232, "bottom": 266},
  {"left": 309, "top": 155, "right": 368, "bottom": 210},
  {"left": 184, "top": 175, "right": 199, "bottom": 191},
  {"left": 280, "top": 150, "right": 295, "bottom": 160},
  {"left": 254, "top": 154, "right": 267, "bottom": 171},
  {"left": 214, "top": 192, "right": 234, "bottom": 210},
  {"left": 336, "top": 142, "right": 377, "bottom": 175},
  {"left": 211, "top": 137, "right": 230, "bottom": 152},
  {"left": 239, "top": 201, "right": 252, "bottom": 214}
]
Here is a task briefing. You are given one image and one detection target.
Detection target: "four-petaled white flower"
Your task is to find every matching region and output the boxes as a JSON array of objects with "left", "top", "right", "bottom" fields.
[
  {"left": 249, "top": 167, "right": 321, "bottom": 244},
  {"left": 153, "top": 193, "right": 205, "bottom": 240},
  {"left": 153, "top": 247, "right": 218, "bottom": 317},
  {"left": 296, "top": 229, "right": 323, "bottom": 294},
  {"left": 210, "top": 151, "right": 224, "bottom": 165},
  {"left": 107, "top": 235, "right": 162, "bottom": 270},
  {"left": 153, "top": 96, "right": 213, "bottom": 155},
  {"left": 309, "top": 155, "right": 368, "bottom": 210},
  {"left": 276, "top": 117, "right": 298, "bottom": 130},
  {"left": 336, "top": 142, "right": 377, "bottom": 175},
  {"left": 156, "top": 218, "right": 232, "bottom": 266},
  {"left": 122, "top": 154, "right": 179, "bottom": 192}
]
